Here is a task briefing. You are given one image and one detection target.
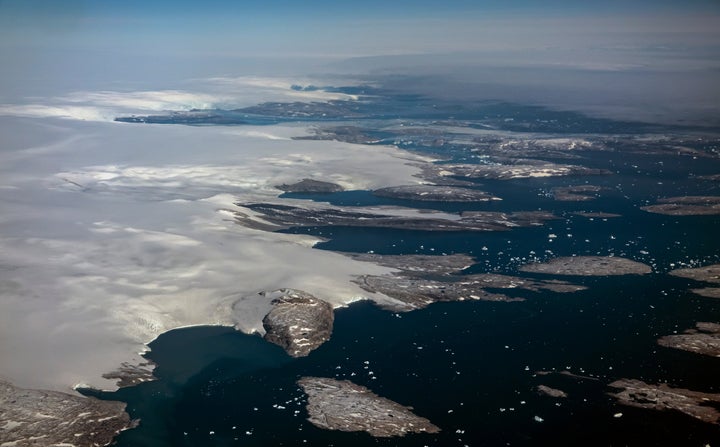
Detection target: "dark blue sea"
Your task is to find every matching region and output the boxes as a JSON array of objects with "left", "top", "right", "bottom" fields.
[{"left": 91, "top": 104, "right": 720, "bottom": 446}]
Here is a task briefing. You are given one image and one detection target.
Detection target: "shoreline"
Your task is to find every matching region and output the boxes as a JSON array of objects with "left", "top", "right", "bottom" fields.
[{"left": 0, "top": 117, "right": 425, "bottom": 394}]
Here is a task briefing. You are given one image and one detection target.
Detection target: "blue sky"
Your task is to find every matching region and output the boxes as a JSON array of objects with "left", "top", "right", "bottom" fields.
[
  {"left": 4, "top": 0, "right": 720, "bottom": 17},
  {"left": 3, "top": 0, "right": 718, "bottom": 56}
]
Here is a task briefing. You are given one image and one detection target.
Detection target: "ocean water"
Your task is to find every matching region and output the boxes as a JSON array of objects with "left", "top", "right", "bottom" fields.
[
  {"left": 91, "top": 102, "right": 720, "bottom": 446},
  {"left": 92, "top": 280, "right": 720, "bottom": 446}
]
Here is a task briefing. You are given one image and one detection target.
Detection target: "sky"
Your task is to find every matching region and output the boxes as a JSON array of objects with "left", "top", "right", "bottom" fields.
[{"left": 1, "top": 0, "right": 719, "bottom": 123}]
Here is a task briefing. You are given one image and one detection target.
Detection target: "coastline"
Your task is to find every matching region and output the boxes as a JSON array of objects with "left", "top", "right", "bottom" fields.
[{"left": 0, "top": 116, "right": 424, "bottom": 394}]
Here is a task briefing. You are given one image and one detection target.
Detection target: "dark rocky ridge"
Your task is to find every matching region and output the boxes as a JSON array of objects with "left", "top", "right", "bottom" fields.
[
  {"left": 233, "top": 202, "right": 558, "bottom": 232},
  {"left": 276, "top": 178, "right": 344, "bottom": 193},
  {"left": 297, "top": 377, "right": 440, "bottom": 437}
]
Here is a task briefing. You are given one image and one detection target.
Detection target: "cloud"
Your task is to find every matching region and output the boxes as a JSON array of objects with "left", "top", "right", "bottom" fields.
[
  {"left": 0, "top": 89, "right": 229, "bottom": 122},
  {"left": 59, "top": 90, "right": 220, "bottom": 111},
  {"left": 0, "top": 104, "right": 108, "bottom": 121},
  {"left": 0, "top": 75, "right": 362, "bottom": 122}
]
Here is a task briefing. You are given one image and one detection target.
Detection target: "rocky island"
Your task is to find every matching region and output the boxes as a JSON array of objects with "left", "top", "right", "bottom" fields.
[
  {"left": 346, "top": 253, "right": 475, "bottom": 276},
  {"left": 669, "top": 263, "right": 720, "bottom": 299},
  {"left": 261, "top": 289, "right": 335, "bottom": 357},
  {"left": 657, "top": 322, "right": 720, "bottom": 357},
  {"left": 536, "top": 384, "right": 568, "bottom": 398},
  {"left": 551, "top": 184, "right": 604, "bottom": 201},
  {"left": 373, "top": 184, "right": 501, "bottom": 202},
  {"left": 641, "top": 196, "right": 720, "bottom": 216},
  {"left": 519, "top": 256, "right": 652, "bottom": 276},
  {"left": 297, "top": 377, "right": 440, "bottom": 437},
  {"left": 609, "top": 379, "right": 720, "bottom": 424},
  {"left": 350, "top": 254, "right": 585, "bottom": 310},
  {"left": 572, "top": 211, "right": 621, "bottom": 219},
  {"left": 434, "top": 162, "right": 610, "bottom": 180},
  {"left": 354, "top": 274, "right": 519, "bottom": 310}
]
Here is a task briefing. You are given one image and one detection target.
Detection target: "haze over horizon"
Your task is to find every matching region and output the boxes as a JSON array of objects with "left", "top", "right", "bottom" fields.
[{"left": 2, "top": 0, "right": 719, "bottom": 124}]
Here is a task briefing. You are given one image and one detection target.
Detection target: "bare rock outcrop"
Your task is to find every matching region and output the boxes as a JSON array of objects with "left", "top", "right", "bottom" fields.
[
  {"left": 537, "top": 385, "right": 568, "bottom": 398},
  {"left": 373, "top": 184, "right": 500, "bottom": 202},
  {"left": 609, "top": 379, "right": 720, "bottom": 424},
  {"left": 641, "top": 196, "right": 720, "bottom": 215},
  {"left": 346, "top": 253, "right": 475, "bottom": 276},
  {"left": 354, "top": 274, "right": 519, "bottom": 310},
  {"left": 297, "top": 377, "right": 440, "bottom": 437},
  {"left": 669, "top": 264, "right": 720, "bottom": 284},
  {"left": 669, "top": 263, "right": 720, "bottom": 298},
  {"left": 434, "top": 162, "right": 610, "bottom": 180},
  {"left": 0, "top": 379, "right": 132, "bottom": 447},
  {"left": 262, "top": 289, "right": 334, "bottom": 357},
  {"left": 658, "top": 322, "right": 720, "bottom": 357},
  {"left": 551, "top": 185, "right": 603, "bottom": 201},
  {"left": 519, "top": 256, "right": 652, "bottom": 276}
]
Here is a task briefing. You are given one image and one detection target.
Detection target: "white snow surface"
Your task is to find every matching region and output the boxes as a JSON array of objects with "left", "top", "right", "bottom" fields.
[{"left": 0, "top": 115, "right": 423, "bottom": 393}]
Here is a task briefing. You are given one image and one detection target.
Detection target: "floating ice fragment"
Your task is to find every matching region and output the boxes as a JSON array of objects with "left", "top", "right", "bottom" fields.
[{"left": 534, "top": 416, "right": 544, "bottom": 422}]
